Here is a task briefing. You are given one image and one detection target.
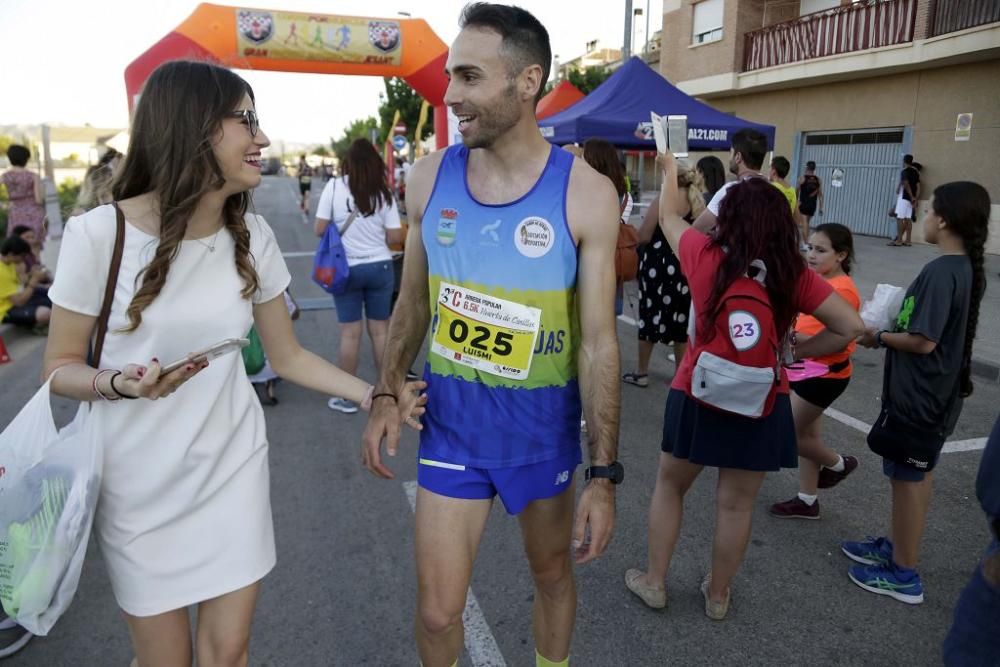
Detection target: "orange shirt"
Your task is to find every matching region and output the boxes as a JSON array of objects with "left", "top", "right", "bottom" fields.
[{"left": 794, "top": 273, "right": 860, "bottom": 379}]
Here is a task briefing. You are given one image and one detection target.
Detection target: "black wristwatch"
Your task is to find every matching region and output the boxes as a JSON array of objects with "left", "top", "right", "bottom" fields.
[
  {"left": 876, "top": 330, "right": 889, "bottom": 348},
  {"left": 585, "top": 461, "right": 624, "bottom": 484}
]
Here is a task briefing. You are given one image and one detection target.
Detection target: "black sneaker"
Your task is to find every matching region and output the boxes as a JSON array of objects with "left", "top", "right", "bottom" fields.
[
  {"left": 818, "top": 455, "right": 859, "bottom": 489},
  {"left": 0, "top": 614, "right": 33, "bottom": 659}
]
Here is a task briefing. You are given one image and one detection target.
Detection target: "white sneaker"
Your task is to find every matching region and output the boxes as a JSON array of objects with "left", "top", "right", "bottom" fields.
[{"left": 328, "top": 397, "right": 358, "bottom": 414}]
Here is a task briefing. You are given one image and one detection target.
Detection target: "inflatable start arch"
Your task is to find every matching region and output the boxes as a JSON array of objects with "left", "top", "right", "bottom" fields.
[{"left": 124, "top": 3, "right": 450, "bottom": 148}]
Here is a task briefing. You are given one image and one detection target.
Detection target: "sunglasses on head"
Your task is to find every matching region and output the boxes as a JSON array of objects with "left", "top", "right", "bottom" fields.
[{"left": 228, "top": 109, "right": 259, "bottom": 137}]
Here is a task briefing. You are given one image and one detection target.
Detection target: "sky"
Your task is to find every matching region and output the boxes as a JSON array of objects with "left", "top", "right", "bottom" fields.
[{"left": 0, "top": 0, "right": 662, "bottom": 149}]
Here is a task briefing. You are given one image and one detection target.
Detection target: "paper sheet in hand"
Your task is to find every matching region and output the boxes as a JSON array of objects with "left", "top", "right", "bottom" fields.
[{"left": 650, "top": 112, "right": 667, "bottom": 153}]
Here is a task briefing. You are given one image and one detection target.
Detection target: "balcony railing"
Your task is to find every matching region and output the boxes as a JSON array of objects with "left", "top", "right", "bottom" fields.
[
  {"left": 743, "top": 0, "right": 917, "bottom": 72},
  {"left": 931, "top": 0, "right": 1000, "bottom": 37}
]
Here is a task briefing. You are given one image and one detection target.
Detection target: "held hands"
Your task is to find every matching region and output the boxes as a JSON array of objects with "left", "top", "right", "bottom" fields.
[
  {"left": 113, "top": 357, "right": 209, "bottom": 400},
  {"left": 361, "top": 380, "right": 429, "bottom": 479},
  {"left": 857, "top": 327, "right": 879, "bottom": 349},
  {"left": 572, "top": 479, "right": 616, "bottom": 564}
]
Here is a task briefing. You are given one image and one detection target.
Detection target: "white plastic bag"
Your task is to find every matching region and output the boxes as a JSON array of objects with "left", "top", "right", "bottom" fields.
[
  {"left": 0, "top": 375, "right": 101, "bottom": 635},
  {"left": 860, "top": 283, "right": 905, "bottom": 332}
]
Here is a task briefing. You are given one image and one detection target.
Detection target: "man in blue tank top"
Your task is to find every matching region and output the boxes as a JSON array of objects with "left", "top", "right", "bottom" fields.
[{"left": 361, "top": 4, "right": 621, "bottom": 666}]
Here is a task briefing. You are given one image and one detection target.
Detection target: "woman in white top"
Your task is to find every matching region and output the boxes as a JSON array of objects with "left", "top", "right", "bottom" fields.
[
  {"left": 42, "top": 61, "right": 425, "bottom": 667},
  {"left": 315, "top": 139, "right": 404, "bottom": 414}
]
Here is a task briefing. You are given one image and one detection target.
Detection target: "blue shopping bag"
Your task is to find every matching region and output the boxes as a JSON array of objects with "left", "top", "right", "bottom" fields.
[{"left": 312, "top": 221, "right": 350, "bottom": 295}]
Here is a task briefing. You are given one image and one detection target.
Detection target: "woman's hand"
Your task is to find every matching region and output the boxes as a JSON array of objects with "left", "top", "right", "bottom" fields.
[
  {"left": 397, "top": 380, "right": 428, "bottom": 430},
  {"left": 655, "top": 151, "right": 677, "bottom": 176},
  {"left": 114, "top": 357, "right": 208, "bottom": 400},
  {"left": 857, "top": 327, "right": 879, "bottom": 349}
]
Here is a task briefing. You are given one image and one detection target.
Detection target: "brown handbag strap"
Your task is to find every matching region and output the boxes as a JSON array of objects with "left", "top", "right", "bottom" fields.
[{"left": 91, "top": 203, "right": 127, "bottom": 368}]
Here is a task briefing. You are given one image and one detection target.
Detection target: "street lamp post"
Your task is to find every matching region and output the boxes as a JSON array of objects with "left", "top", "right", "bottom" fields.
[
  {"left": 623, "top": 0, "right": 633, "bottom": 60},
  {"left": 632, "top": 8, "right": 643, "bottom": 58},
  {"left": 644, "top": 0, "right": 651, "bottom": 55}
]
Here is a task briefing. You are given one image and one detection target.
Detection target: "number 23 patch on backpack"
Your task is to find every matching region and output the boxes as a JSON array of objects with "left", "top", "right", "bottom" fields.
[{"left": 728, "top": 310, "right": 762, "bottom": 351}]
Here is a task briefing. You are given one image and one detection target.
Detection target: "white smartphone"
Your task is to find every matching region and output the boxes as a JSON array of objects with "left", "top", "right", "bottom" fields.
[
  {"left": 160, "top": 338, "right": 250, "bottom": 375},
  {"left": 667, "top": 115, "right": 689, "bottom": 157}
]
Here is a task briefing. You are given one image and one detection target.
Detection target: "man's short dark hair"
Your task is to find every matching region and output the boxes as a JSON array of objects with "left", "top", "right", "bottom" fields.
[
  {"left": 731, "top": 129, "right": 768, "bottom": 171},
  {"left": 903, "top": 154, "right": 913, "bottom": 165},
  {"left": 11, "top": 225, "right": 33, "bottom": 238},
  {"left": 6, "top": 144, "right": 30, "bottom": 167},
  {"left": 1, "top": 237, "right": 31, "bottom": 257},
  {"left": 771, "top": 156, "right": 790, "bottom": 179},
  {"left": 460, "top": 2, "right": 551, "bottom": 104},
  {"left": 806, "top": 160, "right": 816, "bottom": 171}
]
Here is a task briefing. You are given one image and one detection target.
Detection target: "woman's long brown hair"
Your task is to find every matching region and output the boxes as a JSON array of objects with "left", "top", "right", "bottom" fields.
[
  {"left": 343, "top": 138, "right": 392, "bottom": 217},
  {"left": 111, "top": 60, "right": 260, "bottom": 332}
]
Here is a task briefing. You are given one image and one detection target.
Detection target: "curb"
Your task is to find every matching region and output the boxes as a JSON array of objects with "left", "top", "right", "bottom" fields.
[{"left": 971, "top": 357, "right": 1000, "bottom": 384}]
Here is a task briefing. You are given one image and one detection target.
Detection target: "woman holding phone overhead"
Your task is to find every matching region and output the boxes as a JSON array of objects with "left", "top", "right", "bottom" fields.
[
  {"left": 625, "top": 149, "right": 863, "bottom": 620},
  {"left": 41, "top": 61, "right": 425, "bottom": 667}
]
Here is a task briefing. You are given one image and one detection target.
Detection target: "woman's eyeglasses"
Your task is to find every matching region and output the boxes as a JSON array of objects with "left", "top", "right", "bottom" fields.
[{"left": 228, "top": 109, "right": 260, "bottom": 137}]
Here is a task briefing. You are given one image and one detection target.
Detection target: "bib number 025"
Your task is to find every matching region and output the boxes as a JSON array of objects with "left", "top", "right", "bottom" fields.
[
  {"left": 431, "top": 282, "right": 542, "bottom": 381},
  {"left": 447, "top": 319, "right": 513, "bottom": 356}
]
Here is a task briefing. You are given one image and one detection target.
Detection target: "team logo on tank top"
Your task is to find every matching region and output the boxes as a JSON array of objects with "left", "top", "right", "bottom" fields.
[
  {"left": 436, "top": 208, "right": 458, "bottom": 247},
  {"left": 514, "top": 216, "right": 554, "bottom": 258}
]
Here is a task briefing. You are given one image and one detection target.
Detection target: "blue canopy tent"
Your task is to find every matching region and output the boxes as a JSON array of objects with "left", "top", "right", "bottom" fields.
[{"left": 539, "top": 57, "right": 775, "bottom": 151}]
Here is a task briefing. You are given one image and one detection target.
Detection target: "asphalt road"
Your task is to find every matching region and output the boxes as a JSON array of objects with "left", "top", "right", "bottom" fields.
[{"left": 2, "top": 176, "right": 996, "bottom": 666}]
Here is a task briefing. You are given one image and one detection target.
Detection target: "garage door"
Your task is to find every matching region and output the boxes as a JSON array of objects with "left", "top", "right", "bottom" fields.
[{"left": 798, "top": 128, "right": 905, "bottom": 237}]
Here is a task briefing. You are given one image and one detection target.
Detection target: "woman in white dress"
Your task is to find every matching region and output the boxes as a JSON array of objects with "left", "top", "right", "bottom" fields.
[{"left": 41, "top": 61, "right": 425, "bottom": 666}]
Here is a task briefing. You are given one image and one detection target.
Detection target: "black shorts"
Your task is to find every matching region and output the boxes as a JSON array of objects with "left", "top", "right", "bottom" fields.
[
  {"left": 798, "top": 200, "right": 817, "bottom": 216},
  {"left": 299, "top": 181, "right": 311, "bottom": 195},
  {"left": 2, "top": 291, "right": 51, "bottom": 327},
  {"left": 789, "top": 376, "right": 849, "bottom": 409}
]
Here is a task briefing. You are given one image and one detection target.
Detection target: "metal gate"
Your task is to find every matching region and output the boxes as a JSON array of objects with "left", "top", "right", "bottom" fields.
[{"left": 796, "top": 128, "right": 905, "bottom": 237}]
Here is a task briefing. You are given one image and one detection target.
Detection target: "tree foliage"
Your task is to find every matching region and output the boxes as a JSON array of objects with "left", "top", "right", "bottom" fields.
[
  {"left": 565, "top": 66, "right": 612, "bottom": 95},
  {"left": 377, "top": 78, "right": 433, "bottom": 147},
  {"left": 331, "top": 116, "right": 380, "bottom": 162}
]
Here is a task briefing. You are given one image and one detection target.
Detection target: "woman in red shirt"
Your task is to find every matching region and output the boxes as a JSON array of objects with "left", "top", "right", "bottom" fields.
[
  {"left": 625, "top": 151, "right": 863, "bottom": 620},
  {"left": 770, "top": 224, "right": 862, "bottom": 520}
]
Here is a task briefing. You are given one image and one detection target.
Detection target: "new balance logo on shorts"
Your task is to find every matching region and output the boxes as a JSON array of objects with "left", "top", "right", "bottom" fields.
[{"left": 554, "top": 470, "right": 570, "bottom": 485}]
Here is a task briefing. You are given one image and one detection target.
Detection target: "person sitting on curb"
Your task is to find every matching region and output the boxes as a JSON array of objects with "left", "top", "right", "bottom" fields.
[{"left": 0, "top": 236, "right": 51, "bottom": 332}]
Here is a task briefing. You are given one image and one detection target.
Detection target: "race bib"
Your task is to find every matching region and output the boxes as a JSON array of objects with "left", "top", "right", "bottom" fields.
[{"left": 431, "top": 282, "right": 542, "bottom": 380}]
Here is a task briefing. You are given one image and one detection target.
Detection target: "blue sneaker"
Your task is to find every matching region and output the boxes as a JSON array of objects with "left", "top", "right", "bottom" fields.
[
  {"left": 848, "top": 562, "right": 924, "bottom": 604},
  {"left": 841, "top": 536, "right": 893, "bottom": 566}
]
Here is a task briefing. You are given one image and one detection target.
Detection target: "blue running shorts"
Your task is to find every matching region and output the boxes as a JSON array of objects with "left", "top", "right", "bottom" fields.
[{"left": 417, "top": 447, "right": 582, "bottom": 515}]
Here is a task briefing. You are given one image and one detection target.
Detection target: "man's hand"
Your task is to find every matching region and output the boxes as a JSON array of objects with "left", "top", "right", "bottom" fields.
[
  {"left": 572, "top": 480, "right": 615, "bottom": 564},
  {"left": 361, "top": 395, "right": 403, "bottom": 479}
]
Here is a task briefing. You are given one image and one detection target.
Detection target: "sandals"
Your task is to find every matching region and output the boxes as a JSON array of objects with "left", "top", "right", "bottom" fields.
[
  {"left": 701, "top": 574, "right": 731, "bottom": 621},
  {"left": 622, "top": 372, "right": 649, "bottom": 387},
  {"left": 625, "top": 569, "right": 666, "bottom": 609}
]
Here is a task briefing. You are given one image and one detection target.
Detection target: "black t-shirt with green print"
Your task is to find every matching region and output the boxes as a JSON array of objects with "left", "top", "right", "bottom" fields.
[{"left": 883, "top": 255, "right": 972, "bottom": 436}]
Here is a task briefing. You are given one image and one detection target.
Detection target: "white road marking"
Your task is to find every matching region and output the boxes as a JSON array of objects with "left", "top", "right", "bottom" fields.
[
  {"left": 403, "top": 481, "right": 507, "bottom": 667},
  {"left": 823, "top": 408, "right": 987, "bottom": 454},
  {"left": 281, "top": 251, "right": 315, "bottom": 258},
  {"left": 822, "top": 408, "right": 873, "bottom": 435},
  {"left": 616, "top": 315, "right": 988, "bottom": 454},
  {"left": 942, "top": 438, "right": 989, "bottom": 454}
]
